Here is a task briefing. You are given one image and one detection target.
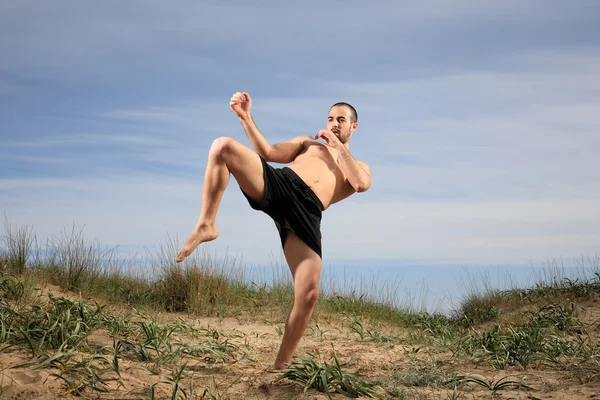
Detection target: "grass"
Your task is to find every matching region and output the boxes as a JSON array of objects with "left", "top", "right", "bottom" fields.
[
  {"left": 2, "top": 219, "right": 600, "bottom": 398},
  {"left": 1, "top": 220, "right": 420, "bottom": 323},
  {"left": 275, "top": 344, "right": 383, "bottom": 399},
  {"left": 448, "top": 374, "right": 535, "bottom": 392},
  {"left": 392, "top": 358, "right": 453, "bottom": 388},
  {"left": 1, "top": 215, "right": 35, "bottom": 275}
]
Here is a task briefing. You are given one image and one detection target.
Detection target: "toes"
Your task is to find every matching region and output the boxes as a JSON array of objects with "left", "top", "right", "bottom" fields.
[{"left": 176, "top": 250, "right": 188, "bottom": 263}]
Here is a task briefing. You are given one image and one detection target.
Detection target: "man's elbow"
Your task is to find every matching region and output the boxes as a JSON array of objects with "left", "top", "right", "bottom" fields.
[
  {"left": 264, "top": 149, "right": 293, "bottom": 164},
  {"left": 355, "top": 179, "right": 371, "bottom": 193},
  {"left": 265, "top": 144, "right": 300, "bottom": 164}
]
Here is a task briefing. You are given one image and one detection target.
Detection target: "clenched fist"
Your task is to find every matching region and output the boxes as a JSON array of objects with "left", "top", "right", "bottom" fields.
[
  {"left": 315, "top": 129, "right": 343, "bottom": 149},
  {"left": 230, "top": 91, "right": 252, "bottom": 118}
]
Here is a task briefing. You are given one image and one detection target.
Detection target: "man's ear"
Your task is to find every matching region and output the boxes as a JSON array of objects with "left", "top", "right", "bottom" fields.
[{"left": 352, "top": 122, "right": 358, "bottom": 131}]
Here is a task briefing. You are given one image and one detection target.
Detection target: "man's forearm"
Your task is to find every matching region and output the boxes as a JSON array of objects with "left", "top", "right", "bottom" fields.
[
  {"left": 337, "top": 146, "right": 371, "bottom": 192},
  {"left": 239, "top": 114, "right": 271, "bottom": 157}
]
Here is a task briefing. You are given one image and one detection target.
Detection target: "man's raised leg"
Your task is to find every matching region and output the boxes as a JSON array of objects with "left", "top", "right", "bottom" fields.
[
  {"left": 274, "top": 232, "right": 322, "bottom": 369},
  {"left": 176, "top": 136, "right": 266, "bottom": 263}
]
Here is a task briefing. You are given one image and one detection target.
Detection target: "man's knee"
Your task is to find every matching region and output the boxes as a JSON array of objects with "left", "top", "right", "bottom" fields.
[
  {"left": 209, "top": 137, "right": 239, "bottom": 161},
  {"left": 297, "top": 286, "right": 319, "bottom": 310}
]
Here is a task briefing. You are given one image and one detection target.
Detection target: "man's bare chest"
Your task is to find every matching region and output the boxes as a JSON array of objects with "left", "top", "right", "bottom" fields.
[{"left": 301, "top": 140, "right": 340, "bottom": 163}]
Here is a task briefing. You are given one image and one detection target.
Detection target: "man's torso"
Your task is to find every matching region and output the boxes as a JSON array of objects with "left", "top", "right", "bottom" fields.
[{"left": 285, "top": 138, "right": 357, "bottom": 210}]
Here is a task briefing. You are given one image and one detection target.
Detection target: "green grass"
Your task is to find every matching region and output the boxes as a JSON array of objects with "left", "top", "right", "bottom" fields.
[
  {"left": 447, "top": 374, "right": 535, "bottom": 392},
  {"left": 275, "top": 345, "right": 383, "bottom": 399}
]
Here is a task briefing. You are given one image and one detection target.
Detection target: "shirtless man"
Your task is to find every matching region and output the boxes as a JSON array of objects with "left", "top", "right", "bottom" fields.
[{"left": 176, "top": 91, "right": 371, "bottom": 369}]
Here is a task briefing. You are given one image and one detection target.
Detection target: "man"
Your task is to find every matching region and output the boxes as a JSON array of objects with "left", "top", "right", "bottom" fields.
[{"left": 176, "top": 91, "right": 371, "bottom": 369}]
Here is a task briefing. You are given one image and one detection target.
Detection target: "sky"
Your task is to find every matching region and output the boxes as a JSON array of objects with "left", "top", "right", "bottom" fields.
[{"left": 2, "top": 1, "right": 600, "bottom": 310}]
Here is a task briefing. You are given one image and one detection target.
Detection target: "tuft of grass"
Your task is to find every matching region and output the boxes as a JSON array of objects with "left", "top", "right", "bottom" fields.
[
  {"left": 276, "top": 345, "right": 383, "bottom": 398},
  {"left": 406, "top": 313, "right": 461, "bottom": 342},
  {"left": 517, "top": 274, "right": 600, "bottom": 301},
  {"left": 540, "top": 333, "right": 600, "bottom": 383},
  {"left": 51, "top": 353, "right": 124, "bottom": 396},
  {"left": 147, "top": 362, "right": 200, "bottom": 400},
  {"left": 503, "top": 259, "right": 600, "bottom": 303},
  {"left": 526, "top": 301, "right": 583, "bottom": 332},
  {"left": 466, "top": 323, "right": 547, "bottom": 369},
  {"left": 453, "top": 267, "right": 517, "bottom": 325},
  {"left": 1, "top": 216, "right": 35, "bottom": 275},
  {"left": 42, "top": 224, "right": 114, "bottom": 290},
  {"left": 392, "top": 359, "right": 454, "bottom": 388},
  {"left": 344, "top": 314, "right": 397, "bottom": 343},
  {"left": 0, "top": 293, "right": 107, "bottom": 356},
  {"left": 459, "top": 300, "right": 500, "bottom": 326},
  {"left": 448, "top": 374, "right": 535, "bottom": 392},
  {"left": 0, "top": 268, "right": 26, "bottom": 302}
]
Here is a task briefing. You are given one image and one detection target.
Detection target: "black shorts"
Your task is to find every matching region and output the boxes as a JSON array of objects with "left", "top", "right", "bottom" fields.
[{"left": 240, "top": 156, "right": 325, "bottom": 258}]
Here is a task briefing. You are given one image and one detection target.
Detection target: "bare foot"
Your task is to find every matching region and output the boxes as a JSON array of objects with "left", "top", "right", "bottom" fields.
[
  {"left": 176, "top": 224, "right": 218, "bottom": 262},
  {"left": 274, "top": 358, "right": 290, "bottom": 370}
]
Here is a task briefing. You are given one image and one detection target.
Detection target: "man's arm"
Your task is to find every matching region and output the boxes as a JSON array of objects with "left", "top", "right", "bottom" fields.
[
  {"left": 239, "top": 115, "right": 308, "bottom": 163},
  {"left": 337, "top": 146, "right": 371, "bottom": 192},
  {"left": 268, "top": 134, "right": 310, "bottom": 164},
  {"left": 231, "top": 92, "right": 308, "bottom": 164},
  {"left": 237, "top": 114, "right": 271, "bottom": 156},
  {"left": 314, "top": 129, "right": 371, "bottom": 192}
]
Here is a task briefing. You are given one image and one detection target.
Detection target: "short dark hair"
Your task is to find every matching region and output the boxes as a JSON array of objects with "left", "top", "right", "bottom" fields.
[{"left": 330, "top": 102, "right": 358, "bottom": 123}]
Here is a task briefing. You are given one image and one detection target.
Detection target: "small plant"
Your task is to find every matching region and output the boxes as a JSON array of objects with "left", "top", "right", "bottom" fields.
[
  {"left": 461, "top": 305, "right": 500, "bottom": 326},
  {"left": 392, "top": 359, "right": 453, "bottom": 388},
  {"left": 345, "top": 314, "right": 396, "bottom": 343},
  {"left": 467, "top": 323, "right": 547, "bottom": 369},
  {"left": 408, "top": 313, "right": 460, "bottom": 342},
  {"left": 276, "top": 346, "right": 382, "bottom": 398},
  {"left": 308, "top": 323, "right": 329, "bottom": 341},
  {"left": 448, "top": 374, "right": 535, "bottom": 392},
  {"left": 53, "top": 354, "right": 124, "bottom": 396},
  {"left": 0, "top": 269, "right": 26, "bottom": 301},
  {"left": 540, "top": 335, "right": 600, "bottom": 383},
  {"left": 527, "top": 302, "right": 582, "bottom": 332},
  {"left": 1, "top": 293, "right": 106, "bottom": 356}
]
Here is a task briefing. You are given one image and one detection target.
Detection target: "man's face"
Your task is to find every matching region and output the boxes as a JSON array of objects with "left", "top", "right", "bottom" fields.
[{"left": 327, "top": 105, "right": 357, "bottom": 144}]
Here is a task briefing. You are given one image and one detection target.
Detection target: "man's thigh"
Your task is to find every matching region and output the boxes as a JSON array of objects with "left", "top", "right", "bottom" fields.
[
  {"left": 221, "top": 138, "right": 266, "bottom": 204},
  {"left": 283, "top": 232, "right": 322, "bottom": 287}
]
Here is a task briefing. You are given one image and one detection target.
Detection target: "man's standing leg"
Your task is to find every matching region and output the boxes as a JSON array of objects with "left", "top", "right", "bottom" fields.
[
  {"left": 274, "top": 231, "right": 322, "bottom": 369},
  {"left": 176, "top": 136, "right": 266, "bottom": 263}
]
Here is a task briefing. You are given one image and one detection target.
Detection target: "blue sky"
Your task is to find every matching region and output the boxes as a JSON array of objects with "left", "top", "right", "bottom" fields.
[{"left": 2, "top": 1, "right": 600, "bottom": 309}]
